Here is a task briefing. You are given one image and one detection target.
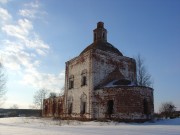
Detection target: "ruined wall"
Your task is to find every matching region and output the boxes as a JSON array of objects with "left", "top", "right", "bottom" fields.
[
  {"left": 92, "top": 49, "right": 136, "bottom": 89},
  {"left": 64, "top": 51, "right": 93, "bottom": 119},
  {"left": 93, "top": 86, "right": 154, "bottom": 121},
  {"left": 42, "top": 96, "right": 64, "bottom": 117}
]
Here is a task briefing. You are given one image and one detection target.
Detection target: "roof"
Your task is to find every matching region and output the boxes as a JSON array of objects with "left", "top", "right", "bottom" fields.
[{"left": 80, "top": 40, "right": 123, "bottom": 56}]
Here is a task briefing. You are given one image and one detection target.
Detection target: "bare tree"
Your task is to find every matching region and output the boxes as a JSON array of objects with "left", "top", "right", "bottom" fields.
[
  {"left": 0, "top": 62, "right": 7, "bottom": 105},
  {"left": 33, "top": 88, "right": 49, "bottom": 109},
  {"left": 135, "top": 54, "right": 153, "bottom": 87},
  {"left": 10, "top": 104, "right": 19, "bottom": 109},
  {"left": 59, "top": 86, "right": 64, "bottom": 96},
  {"left": 159, "top": 102, "right": 176, "bottom": 119},
  {"left": 49, "top": 92, "right": 57, "bottom": 98}
]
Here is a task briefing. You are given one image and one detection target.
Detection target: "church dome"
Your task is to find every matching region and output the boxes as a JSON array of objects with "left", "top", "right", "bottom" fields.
[
  {"left": 80, "top": 22, "right": 123, "bottom": 56},
  {"left": 80, "top": 40, "right": 123, "bottom": 56}
]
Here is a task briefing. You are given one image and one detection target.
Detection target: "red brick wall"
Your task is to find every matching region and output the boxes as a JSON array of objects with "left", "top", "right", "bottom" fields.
[{"left": 93, "top": 86, "right": 154, "bottom": 120}]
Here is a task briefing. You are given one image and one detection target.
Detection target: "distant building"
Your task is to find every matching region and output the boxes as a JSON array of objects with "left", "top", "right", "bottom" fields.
[{"left": 42, "top": 22, "right": 154, "bottom": 121}]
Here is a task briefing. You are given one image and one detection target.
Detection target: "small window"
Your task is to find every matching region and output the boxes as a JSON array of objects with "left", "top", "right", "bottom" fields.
[
  {"left": 94, "top": 33, "right": 97, "bottom": 41},
  {"left": 103, "top": 32, "right": 105, "bottom": 38},
  {"left": 82, "top": 76, "right": 87, "bottom": 86},
  {"left": 81, "top": 70, "right": 87, "bottom": 86},
  {"left": 69, "top": 80, "right": 74, "bottom": 89},
  {"left": 69, "top": 75, "right": 74, "bottom": 89}
]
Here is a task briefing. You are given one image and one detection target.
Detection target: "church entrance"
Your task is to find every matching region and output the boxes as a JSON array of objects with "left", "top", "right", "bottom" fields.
[{"left": 107, "top": 100, "right": 114, "bottom": 115}]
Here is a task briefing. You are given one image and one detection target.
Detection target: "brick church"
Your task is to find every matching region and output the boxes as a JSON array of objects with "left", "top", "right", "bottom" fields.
[{"left": 42, "top": 22, "right": 154, "bottom": 121}]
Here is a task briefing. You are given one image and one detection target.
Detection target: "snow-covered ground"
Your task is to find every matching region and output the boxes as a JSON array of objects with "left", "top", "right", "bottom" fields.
[{"left": 0, "top": 117, "right": 180, "bottom": 135}]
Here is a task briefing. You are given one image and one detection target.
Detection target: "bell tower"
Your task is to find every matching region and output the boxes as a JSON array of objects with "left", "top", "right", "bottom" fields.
[{"left": 93, "top": 22, "right": 107, "bottom": 42}]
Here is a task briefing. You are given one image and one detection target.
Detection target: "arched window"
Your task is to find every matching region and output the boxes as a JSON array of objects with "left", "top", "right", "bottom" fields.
[
  {"left": 80, "top": 93, "right": 87, "bottom": 114},
  {"left": 81, "top": 69, "right": 87, "bottom": 86},
  {"left": 69, "top": 75, "right": 74, "bottom": 89},
  {"left": 68, "top": 96, "right": 73, "bottom": 114}
]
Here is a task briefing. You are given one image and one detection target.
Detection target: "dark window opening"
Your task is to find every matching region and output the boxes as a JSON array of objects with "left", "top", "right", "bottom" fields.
[
  {"left": 69, "top": 80, "right": 74, "bottom": 89},
  {"left": 81, "top": 102, "right": 86, "bottom": 114},
  {"left": 52, "top": 100, "right": 56, "bottom": 115},
  {"left": 58, "top": 101, "right": 63, "bottom": 114},
  {"left": 107, "top": 100, "right": 114, "bottom": 114},
  {"left": 143, "top": 99, "right": 149, "bottom": 115},
  {"left": 81, "top": 76, "right": 87, "bottom": 86},
  {"left": 94, "top": 33, "right": 96, "bottom": 41},
  {"left": 103, "top": 33, "right": 105, "bottom": 38},
  {"left": 81, "top": 70, "right": 87, "bottom": 86},
  {"left": 68, "top": 103, "right": 73, "bottom": 114},
  {"left": 69, "top": 75, "right": 74, "bottom": 89},
  {"left": 44, "top": 102, "right": 48, "bottom": 114}
]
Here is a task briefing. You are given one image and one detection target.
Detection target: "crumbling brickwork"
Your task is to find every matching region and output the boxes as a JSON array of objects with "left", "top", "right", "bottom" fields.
[
  {"left": 42, "top": 96, "right": 64, "bottom": 118},
  {"left": 93, "top": 86, "right": 154, "bottom": 121},
  {"left": 42, "top": 22, "right": 154, "bottom": 121}
]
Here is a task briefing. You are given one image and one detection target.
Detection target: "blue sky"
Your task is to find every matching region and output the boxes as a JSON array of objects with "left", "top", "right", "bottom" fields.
[{"left": 0, "top": 0, "right": 179, "bottom": 112}]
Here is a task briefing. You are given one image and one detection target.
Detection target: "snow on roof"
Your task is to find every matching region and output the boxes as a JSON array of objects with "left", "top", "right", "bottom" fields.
[{"left": 104, "top": 79, "right": 136, "bottom": 88}]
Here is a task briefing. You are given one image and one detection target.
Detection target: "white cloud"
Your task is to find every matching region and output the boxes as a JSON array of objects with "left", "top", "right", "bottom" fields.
[
  {"left": 24, "top": 1, "right": 39, "bottom": 9},
  {"left": 2, "top": 19, "right": 33, "bottom": 39},
  {"left": 0, "top": 0, "right": 8, "bottom": 4},
  {"left": 0, "top": 7, "right": 11, "bottom": 23},
  {"left": 21, "top": 69, "right": 65, "bottom": 92},
  {"left": 24, "top": 36, "right": 49, "bottom": 54},
  {"left": 2, "top": 18, "right": 49, "bottom": 55},
  {"left": 1, "top": 41, "right": 32, "bottom": 71},
  {"left": 19, "top": 1, "right": 47, "bottom": 20},
  {"left": 19, "top": 9, "right": 36, "bottom": 18},
  {"left": 0, "top": 0, "right": 63, "bottom": 94}
]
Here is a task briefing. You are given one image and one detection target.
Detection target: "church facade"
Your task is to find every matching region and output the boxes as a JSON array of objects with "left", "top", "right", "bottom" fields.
[{"left": 42, "top": 22, "right": 154, "bottom": 121}]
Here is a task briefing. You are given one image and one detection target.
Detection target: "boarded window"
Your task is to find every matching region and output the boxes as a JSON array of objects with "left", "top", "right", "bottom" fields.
[{"left": 107, "top": 100, "right": 114, "bottom": 114}]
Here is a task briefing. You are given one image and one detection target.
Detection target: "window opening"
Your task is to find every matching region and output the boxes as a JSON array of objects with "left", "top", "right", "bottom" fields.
[
  {"left": 68, "top": 102, "right": 73, "bottom": 114},
  {"left": 69, "top": 75, "right": 74, "bottom": 89},
  {"left": 80, "top": 93, "right": 87, "bottom": 115},
  {"left": 81, "top": 70, "right": 87, "bottom": 86}
]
